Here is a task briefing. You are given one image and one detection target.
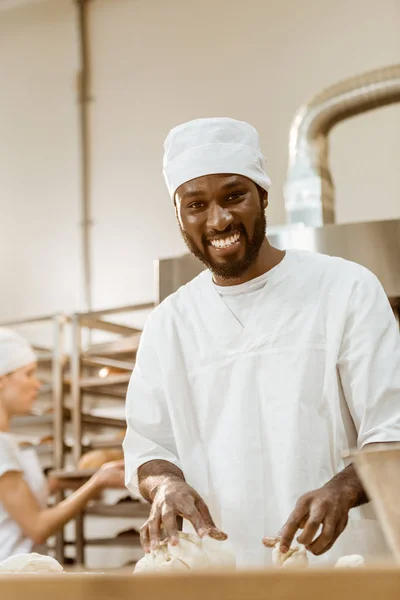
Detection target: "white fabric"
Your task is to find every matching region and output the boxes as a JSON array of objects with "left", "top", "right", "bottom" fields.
[
  {"left": 0, "top": 434, "right": 47, "bottom": 561},
  {"left": 214, "top": 269, "right": 272, "bottom": 327},
  {"left": 124, "top": 249, "right": 400, "bottom": 569},
  {"left": 163, "top": 117, "right": 271, "bottom": 199},
  {"left": 0, "top": 329, "right": 36, "bottom": 377}
]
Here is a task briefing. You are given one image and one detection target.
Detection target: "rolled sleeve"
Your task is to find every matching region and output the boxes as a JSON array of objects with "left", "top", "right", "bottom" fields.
[
  {"left": 338, "top": 266, "right": 400, "bottom": 448},
  {"left": 123, "top": 316, "right": 182, "bottom": 497},
  {"left": 0, "top": 435, "right": 23, "bottom": 479}
]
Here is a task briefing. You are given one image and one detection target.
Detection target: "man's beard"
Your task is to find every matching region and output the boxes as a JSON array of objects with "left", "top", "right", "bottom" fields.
[{"left": 179, "top": 208, "right": 267, "bottom": 281}]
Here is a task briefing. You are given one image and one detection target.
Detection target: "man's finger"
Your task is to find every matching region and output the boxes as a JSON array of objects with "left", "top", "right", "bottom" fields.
[
  {"left": 307, "top": 516, "right": 348, "bottom": 556},
  {"left": 197, "top": 498, "right": 216, "bottom": 527},
  {"left": 148, "top": 512, "right": 162, "bottom": 551},
  {"left": 208, "top": 527, "right": 228, "bottom": 541},
  {"left": 262, "top": 536, "right": 279, "bottom": 548},
  {"left": 161, "top": 507, "right": 180, "bottom": 546},
  {"left": 296, "top": 504, "right": 326, "bottom": 547},
  {"left": 306, "top": 514, "right": 338, "bottom": 555},
  {"left": 279, "top": 503, "right": 309, "bottom": 553},
  {"left": 140, "top": 522, "right": 151, "bottom": 553},
  {"left": 197, "top": 499, "right": 228, "bottom": 540},
  {"left": 185, "top": 506, "right": 211, "bottom": 537}
]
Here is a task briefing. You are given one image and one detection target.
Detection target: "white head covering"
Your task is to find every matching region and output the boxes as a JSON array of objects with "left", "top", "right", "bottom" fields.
[
  {"left": 163, "top": 117, "right": 271, "bottom": 199},
  {"left": 0, "top": 329, "right": 37, "bottom": 377}
]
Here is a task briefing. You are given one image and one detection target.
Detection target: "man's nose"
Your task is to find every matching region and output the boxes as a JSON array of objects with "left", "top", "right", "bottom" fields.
[{"left": 207, "top": 203, "right": 234, "bottom": 231}]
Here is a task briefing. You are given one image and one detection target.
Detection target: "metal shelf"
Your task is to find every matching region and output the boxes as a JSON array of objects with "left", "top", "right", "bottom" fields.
[
  {"left": 11, "top": 411, "right": 126, "bottom": 429},
  {"left": 86, "top": 438, "right": 125, "bottom": 450},
  {"left": 82, "top": 386, "right": 127, "bottom": 399},
  {"left": 67, "top": 305, "right": 153, "bottom": 567},
  {"left": 83, "top": 333, "right": 142, "bottom": 357},
  {"left": 85, "top": 536, "right": 141, "bottom": 547},
  {"left": 86, "top": 502, "right": 150, "bottom": 519},
  {"left": 82, "top": 413, "right": 126, "bottom": 428},
  {"left": 11, "top": 414, "right": 54, "bottom": 427},
  {"left": 51, "top": 535, "right": 141, "bottom": 549}
]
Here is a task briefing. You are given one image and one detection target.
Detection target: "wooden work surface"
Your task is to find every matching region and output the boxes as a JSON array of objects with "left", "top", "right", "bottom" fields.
[{"left": 1, "top": 567, "right": 400, "bottom": 600}]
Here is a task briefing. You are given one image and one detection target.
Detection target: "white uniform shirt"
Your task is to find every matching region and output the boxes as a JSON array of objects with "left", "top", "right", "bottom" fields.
[
  {"left": 214, "top": 269, "right": 272, "bottom": 327},
  {"left": 0, "top": 433, "right": 48, "bottom": 561},
  {"left": 124, "top": 250, "right": 400, "bottom": 568}
]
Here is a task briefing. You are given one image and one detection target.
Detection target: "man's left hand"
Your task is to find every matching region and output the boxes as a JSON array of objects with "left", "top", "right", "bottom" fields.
[{"left": 276, "top": 484, "right": 351, "bottom": 556}]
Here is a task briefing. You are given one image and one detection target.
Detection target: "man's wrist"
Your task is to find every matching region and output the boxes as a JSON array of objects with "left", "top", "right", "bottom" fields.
[
  {"left": 148, "top": 473, "right": 183, "bottom": 501},
  {"left": 323, "top": 464, "right": 368, "bottom": 509}
]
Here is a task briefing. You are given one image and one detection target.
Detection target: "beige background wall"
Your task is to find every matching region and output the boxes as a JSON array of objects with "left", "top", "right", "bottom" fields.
[{"left": 1, "top": 0, "right": 399, "bottom": 320}]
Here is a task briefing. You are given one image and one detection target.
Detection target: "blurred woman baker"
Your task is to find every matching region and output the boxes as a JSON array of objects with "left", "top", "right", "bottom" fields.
[{"left": 0, "top": 328, "right": 125, "bottom": 561}]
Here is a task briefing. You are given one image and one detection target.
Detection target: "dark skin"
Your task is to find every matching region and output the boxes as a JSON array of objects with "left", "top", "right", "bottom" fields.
[
  {"left": 138, "top": 172, "right": 372, "bottom": 556},
  {"left": 269, "top": 464, "right": 367, "bottom": 555}
]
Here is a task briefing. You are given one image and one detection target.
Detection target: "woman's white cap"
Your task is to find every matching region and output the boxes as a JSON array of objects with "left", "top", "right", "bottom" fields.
[
  {"left": 163, "top": 117, "right": 271, "bottom": 199},
  {"left": 0, "top": 329, "right": 37, "bottom": 377}
]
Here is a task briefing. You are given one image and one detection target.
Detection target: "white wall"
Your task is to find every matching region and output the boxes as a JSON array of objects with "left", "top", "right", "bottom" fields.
[
  {"left": 1, "top": 0, "right": 400, "bottom": 320},
  {"left": 0, "top": 0, "right": 82, "bottom": 321}
]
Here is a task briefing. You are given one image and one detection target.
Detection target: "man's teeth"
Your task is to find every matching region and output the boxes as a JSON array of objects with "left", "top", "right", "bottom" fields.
[{"left": 210, "top": 232, "right": 240, "bottom": 249}]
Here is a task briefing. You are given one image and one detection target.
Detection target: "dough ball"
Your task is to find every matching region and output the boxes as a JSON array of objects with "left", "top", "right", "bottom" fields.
[
  {"left": 134, "top": 549, "right": 189, "bottom": 574},
  {"left": 272, "top": 542, "right": 308, "bottom": 569},
  {"left": 201, "top": 535, "right": 236, "bottom": 570},
  {"left": 134, "top": 532, "right": 236, "bottom": 574},
  {"left": 335, "top": 555, "right": 365, "bottom": 568},
  {"left": 0, "top": 553, "right": 64, "bottom": 573}
]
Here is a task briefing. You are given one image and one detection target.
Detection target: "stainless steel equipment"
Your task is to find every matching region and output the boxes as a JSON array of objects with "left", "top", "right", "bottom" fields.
[
  {"left": 155, "top": 66, "right": 400, "bottom": 305},
  {"left": 155, "top": 219, "right": 400, "bottom": 303}
]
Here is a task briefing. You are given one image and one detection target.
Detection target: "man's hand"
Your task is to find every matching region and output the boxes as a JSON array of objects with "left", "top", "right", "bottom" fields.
[
  {"left": 277, "top": 486, "right": 350, "bottom": 556},
  {"left": 271, "top": 464, "right": 367, "bottom": 556},
  {"left": 140, "top": 476, "right": 227, "bottom": 553}
]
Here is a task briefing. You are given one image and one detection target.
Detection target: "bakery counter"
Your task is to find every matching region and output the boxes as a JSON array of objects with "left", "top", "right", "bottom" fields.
[{"left": 1, "top": 567, "right": 400, "bottom": 600}]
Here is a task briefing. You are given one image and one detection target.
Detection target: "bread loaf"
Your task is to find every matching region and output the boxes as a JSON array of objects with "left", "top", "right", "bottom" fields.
[{"left": 77, "top": 448, "right": 123, "bottom": 470}]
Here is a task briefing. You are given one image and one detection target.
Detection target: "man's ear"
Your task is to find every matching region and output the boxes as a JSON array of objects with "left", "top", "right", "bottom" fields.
[
  {"left": 0, "top": 376, "right": 5, "bottom": 392},
  {"left": 174, "top": 197, "right": 184, "bottom": 228},
  {"left": 263, "top": 191, "right": 268, "bottom": 210}
]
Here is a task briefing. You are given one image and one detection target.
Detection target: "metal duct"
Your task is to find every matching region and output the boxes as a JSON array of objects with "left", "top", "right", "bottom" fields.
[{"left": 284, "top": 64, "right": 400, "bottom": 227}]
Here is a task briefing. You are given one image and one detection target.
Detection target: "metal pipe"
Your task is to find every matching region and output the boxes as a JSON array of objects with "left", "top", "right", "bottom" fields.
[
  {"left": 52, "top": 315, "right": 66, "bottom": 564},
  {"left": 52, "top": 316, "right": 66, "bottom": 471},
  {"left": 76, "top": 0, "right": 93, "bottom": 311},
  {"left": 70, "top": 312, "right": 85, "bottom": 565},
  {"left": 70, "top": 314, "right": 83, "bottom": 466},
  {"left": 284, "top": 64, "right": 400, "bottom": 227}
]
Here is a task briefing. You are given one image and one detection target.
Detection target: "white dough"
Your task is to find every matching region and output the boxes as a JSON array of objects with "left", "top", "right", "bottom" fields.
[
  {"left": 201, "top": 535, "right": 236, "bottom": 570},
  {"left": 134, "top": 547, "right": 189, "bottom": 574},
  {"left": 272, "top": 542, "right": 309, "bottom": 569},
  {"left": 134, "top": 533, "right": 236, "bottom": 574},
  {"left": 335, "top": 555, "right": 365, "bottom": 568},
  {"left": 0, "top": 552, "right": 64, "bottom": 573}
]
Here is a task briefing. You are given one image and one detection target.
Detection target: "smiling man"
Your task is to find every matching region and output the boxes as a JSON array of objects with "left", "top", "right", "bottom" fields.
[{"left": 123, "top": 117, "right": 400, "bottom": 568}]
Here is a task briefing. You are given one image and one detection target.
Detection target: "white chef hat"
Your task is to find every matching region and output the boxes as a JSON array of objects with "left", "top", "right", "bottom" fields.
[
  {"left": 0, "top": 328, "right": 37, "bottom": 377},
  {"left": 163, "top": 117, "right": 271, "bottom": 199}
]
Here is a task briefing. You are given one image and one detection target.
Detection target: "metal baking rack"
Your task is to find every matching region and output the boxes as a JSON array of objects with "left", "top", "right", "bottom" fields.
[{"left": 62, "top": 303, "right": 153, "bottom": 566}]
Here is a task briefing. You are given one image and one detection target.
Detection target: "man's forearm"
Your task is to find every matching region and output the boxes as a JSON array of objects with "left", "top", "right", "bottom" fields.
[
  {"left": 325, "top": 442, "right": 399, "bottom": 509},
  {"left": 324, "top": 463, "right": 368, "bottom": 507},
  {"left": 138, "top": 460, "right": 185, "bottom": 503}
]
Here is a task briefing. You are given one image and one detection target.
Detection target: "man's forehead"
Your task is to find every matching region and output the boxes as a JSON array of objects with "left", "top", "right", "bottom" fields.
[{"left": 178, "top": 174, "right": 252, "bottom": 198}]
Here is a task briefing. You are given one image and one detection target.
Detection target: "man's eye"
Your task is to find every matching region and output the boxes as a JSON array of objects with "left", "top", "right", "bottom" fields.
[
  {"left": 188, "top": 202, "right": 204, "bottom": 209},
  {"left": 227, "top": 192, "right": 244, "bottom": 201}
]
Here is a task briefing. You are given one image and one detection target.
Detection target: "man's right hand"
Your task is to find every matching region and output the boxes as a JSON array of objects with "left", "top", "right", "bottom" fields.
[{"left": 140, "top": 476, "right": 227, "bottom": 552}]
